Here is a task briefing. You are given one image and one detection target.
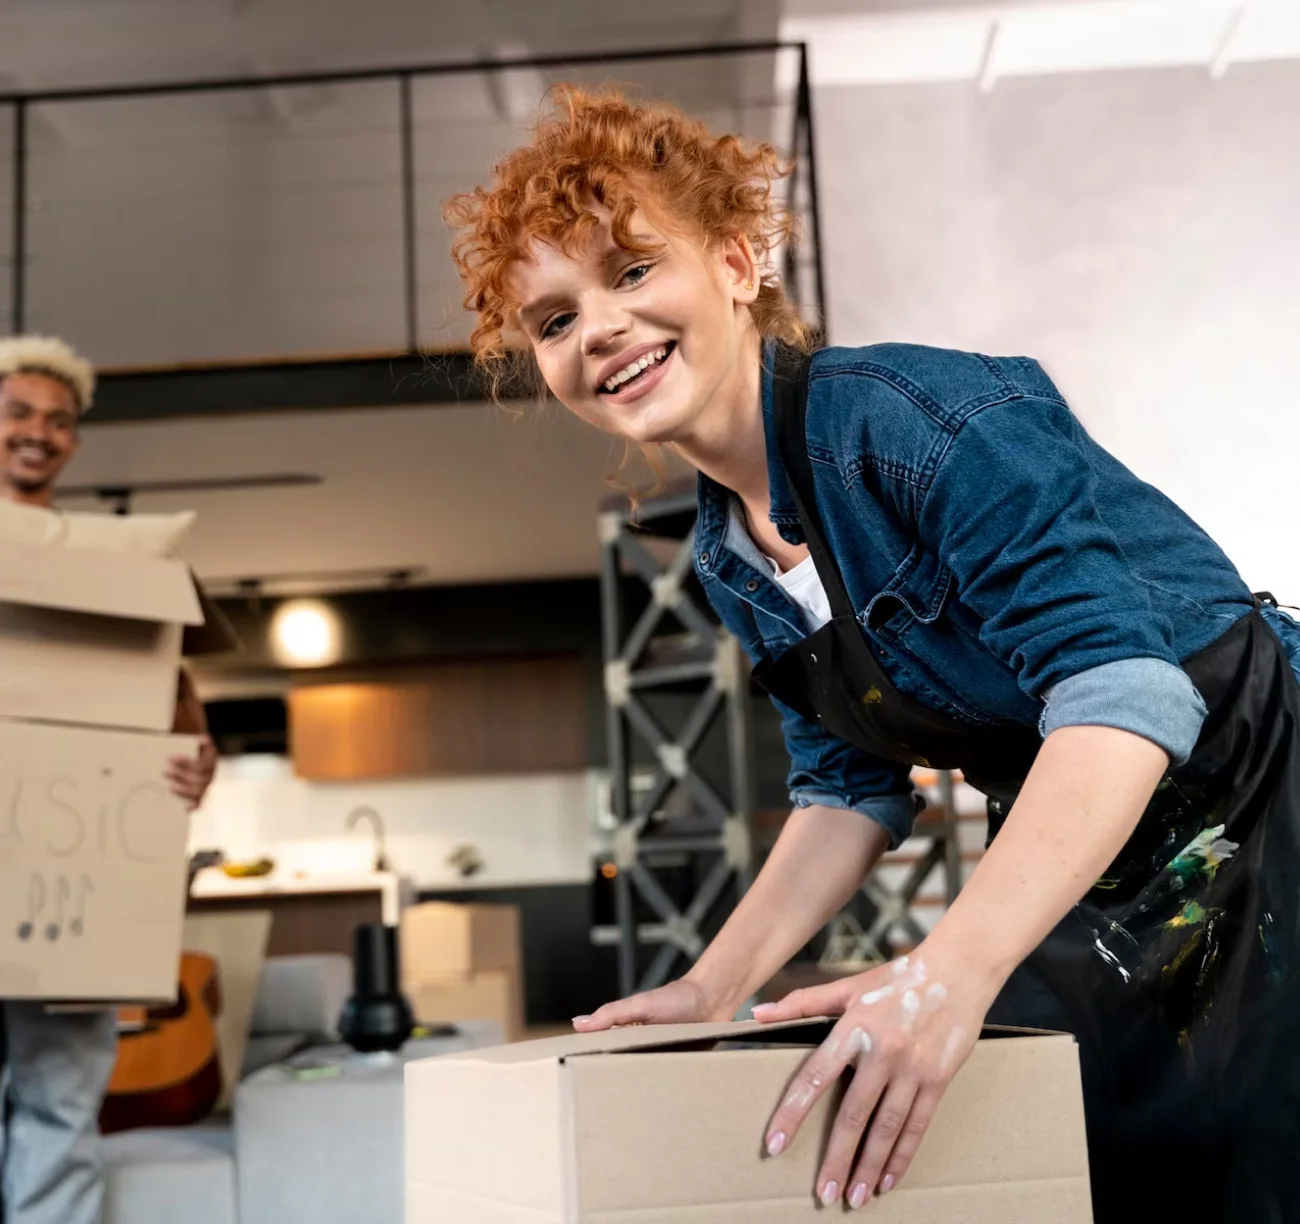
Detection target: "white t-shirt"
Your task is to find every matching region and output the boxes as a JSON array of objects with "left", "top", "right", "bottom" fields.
[{"left": 768, "top": 553, "right": 833, "bottom": 634}]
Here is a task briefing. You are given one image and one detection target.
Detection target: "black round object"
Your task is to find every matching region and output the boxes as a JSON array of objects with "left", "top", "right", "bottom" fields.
[{"left": 338, "top": 923, "right": 413, "bottom": 1053}]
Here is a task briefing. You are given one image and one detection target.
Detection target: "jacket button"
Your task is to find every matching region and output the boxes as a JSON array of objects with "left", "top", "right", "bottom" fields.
[
  {"left": 745, "top": 579, "right": 760, "bottom": 592},
  {"left": 698, "top": 552, "right": 710, "bottom": 567}
]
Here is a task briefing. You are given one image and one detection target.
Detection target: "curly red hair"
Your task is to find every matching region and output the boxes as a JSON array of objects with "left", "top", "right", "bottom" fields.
[{"left": 444, "top": 85, "right": 811, "bottom": 389}]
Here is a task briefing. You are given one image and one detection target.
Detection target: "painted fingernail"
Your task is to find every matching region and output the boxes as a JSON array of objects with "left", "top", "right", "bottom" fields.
[
  {"left": 879, "top": 1174, "right": 896, "bottom": 1195},
  {"left": 752, "top": 1003, "right": 778, "bottom": 1019},
  {"left": 820, "top": 1181, "right": 840, "bottom": 1206},
  {"left": 849, "top": 1182, "right": 869, "bottom": 1209},
  {"left": 572, "top": 1015, "right": 592, "bottom": 1025},
  {"left": 766, "top": 1131, "right": 787, "bottom": 1157}
]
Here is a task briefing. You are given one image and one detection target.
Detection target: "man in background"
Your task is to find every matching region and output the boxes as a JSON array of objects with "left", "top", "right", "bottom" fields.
[{"left": 0, "top": 335, "right": 217, "bottom": 1223}]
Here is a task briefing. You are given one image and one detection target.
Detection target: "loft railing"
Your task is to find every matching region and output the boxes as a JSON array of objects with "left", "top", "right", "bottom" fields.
[{"left": 0, "top": 41, "right": 825, "bottom": 371}]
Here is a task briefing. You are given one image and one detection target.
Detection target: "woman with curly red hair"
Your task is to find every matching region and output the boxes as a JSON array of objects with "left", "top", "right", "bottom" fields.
[{"left": 446, "top": 88, "right": 1300, "bottom": 1222}]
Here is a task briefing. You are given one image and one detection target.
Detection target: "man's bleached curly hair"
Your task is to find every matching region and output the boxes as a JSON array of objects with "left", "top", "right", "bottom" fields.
[{"left": 0, "top": 335, "right": 96, "bottom": 413}]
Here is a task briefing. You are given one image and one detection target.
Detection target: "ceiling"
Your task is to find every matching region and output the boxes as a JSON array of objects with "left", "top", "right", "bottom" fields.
[
  {"left": 780, "top": 0, "right": 1300, "bottom": 90},
  {"left": 0, "top": 0, "right": 775, "bottom": 95},
  {"left": 62, "top": 399, "right": 692, "bottom": 589}
]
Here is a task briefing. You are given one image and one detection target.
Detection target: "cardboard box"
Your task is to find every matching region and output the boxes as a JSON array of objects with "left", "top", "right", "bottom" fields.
[
  {"left": 407, "top": 969, "right": 525, "bottom": 1044},
  {"left": 0, "top": 536, "right": 203, "bottom": 731},
  {"left": 401, "top": 901, "right": 521, "bottom": 981},
  {"left": 0, "top": 719, "right": 198, "bottom": 1001},
  {"left": 406, "top": 1018, "right": 1093, "bottom": 1222}
]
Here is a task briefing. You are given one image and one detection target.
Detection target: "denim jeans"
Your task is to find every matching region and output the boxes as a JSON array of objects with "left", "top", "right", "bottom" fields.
[{"left": 0, "top": 1004, "right": 117, "bottom": 1224}]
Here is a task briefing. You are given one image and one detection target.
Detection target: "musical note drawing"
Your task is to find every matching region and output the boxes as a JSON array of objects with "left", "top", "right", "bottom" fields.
[
  {"left": 45, "top": 874, "right": 71, "bottom": 941},
  {"left": 16, "top": 873, "right": 94, "bottom": 943},
  {"left": 17, "top": 873, "right": 44, "bottom": 941},
  {"left": 69, "top": 875, "right": 92, "bottom": 937}
]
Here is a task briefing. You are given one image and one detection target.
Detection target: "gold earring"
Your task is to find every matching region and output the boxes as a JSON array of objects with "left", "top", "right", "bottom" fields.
[{"left": 744, "top": 279, "right": 755, "bottom": 291}]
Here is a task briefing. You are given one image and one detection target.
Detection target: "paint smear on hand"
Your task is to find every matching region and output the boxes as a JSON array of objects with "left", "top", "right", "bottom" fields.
[
  {"left": 845, "top": 1026, "right": 873, "bottom": 1058},
  {"left": 861, "top": 985, "right": 897, "bottom": 1006},
  {"left": 784, "top": 1081, "right": 816, "bottom": 1110},
  {"left": 924, "top": 983, "right": 948, "bottom": 1008}
]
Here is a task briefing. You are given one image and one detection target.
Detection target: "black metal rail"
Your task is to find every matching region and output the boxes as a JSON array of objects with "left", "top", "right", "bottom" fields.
[{"left": 3, "top": 39, "right": 826, "bottom": 376}]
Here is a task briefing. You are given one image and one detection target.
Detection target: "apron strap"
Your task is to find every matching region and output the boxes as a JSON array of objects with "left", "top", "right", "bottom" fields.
[{"left": 771, "top": 346, "right": 859, "bottom": 623}]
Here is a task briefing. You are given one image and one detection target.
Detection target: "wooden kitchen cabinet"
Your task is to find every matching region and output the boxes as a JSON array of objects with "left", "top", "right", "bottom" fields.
[{"left": 288, "top": 655, "right": 588, "bottom": 780}]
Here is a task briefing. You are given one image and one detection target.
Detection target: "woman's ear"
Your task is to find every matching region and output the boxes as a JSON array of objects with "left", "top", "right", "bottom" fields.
[{"left": 719, "top": 232, "right": 761, "bottom": 304}]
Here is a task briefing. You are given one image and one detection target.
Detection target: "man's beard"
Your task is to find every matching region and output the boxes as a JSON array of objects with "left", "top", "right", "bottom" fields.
[
  {"left": 3, "top": 445, "right": 62, "bottom": 496},
  {"left": 5, "top": 469, "right": 54, "bottom": 494}
]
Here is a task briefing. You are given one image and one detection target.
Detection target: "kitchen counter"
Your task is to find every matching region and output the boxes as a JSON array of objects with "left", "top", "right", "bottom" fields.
[
  {"left": 190, "top": 868, "right": 412, "bottom": 924},
  {"left": 188, "top": 869, "right": 414, "bottom": 951}
]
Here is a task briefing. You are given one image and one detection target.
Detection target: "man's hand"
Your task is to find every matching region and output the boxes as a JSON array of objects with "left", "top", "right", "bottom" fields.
[{"left": 165, "top": 738, "right": 217, "bottom": 811}]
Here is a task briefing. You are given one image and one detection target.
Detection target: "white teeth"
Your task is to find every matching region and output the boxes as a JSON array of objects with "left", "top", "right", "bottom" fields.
[{"left": 603, "top": 346, "right": 669, "bottom": 392}]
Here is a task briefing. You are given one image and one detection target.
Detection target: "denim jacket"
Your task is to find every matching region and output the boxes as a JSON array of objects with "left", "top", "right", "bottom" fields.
[{"left": 695, "top": 343, "right": 1297, "bottom": 846}]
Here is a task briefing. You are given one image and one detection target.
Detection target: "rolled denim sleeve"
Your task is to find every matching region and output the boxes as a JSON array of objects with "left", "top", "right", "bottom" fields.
[
  {"left": 1041, "top": 658, "right": 1207, "bottom": 764},
  {"left": 918, "top": 394, "right": 1207, "bottom": 762},
  {"left": 775, "top": 696, "right": 920, "bottom": 847}
]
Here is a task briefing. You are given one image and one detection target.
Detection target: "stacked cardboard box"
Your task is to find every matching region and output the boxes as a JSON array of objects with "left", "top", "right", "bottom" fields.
[
  {"left": 0, "top": 526, "right": 206, "bottom": 1001},
  {"left": 400, "top": 902, "right": 525, "bottom": 1042},
  {"left": 406, "top": 1018, "right": 1095, "bottom": 1222}
]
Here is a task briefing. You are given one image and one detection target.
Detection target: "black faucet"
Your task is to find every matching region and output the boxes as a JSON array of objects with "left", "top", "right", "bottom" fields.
[{"left": 344, "top": 805, "right": 390, "bottom": 873}]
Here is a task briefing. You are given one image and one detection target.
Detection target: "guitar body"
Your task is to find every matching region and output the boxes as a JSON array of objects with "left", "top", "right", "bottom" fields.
[{"left": 100, "top": 951, "right": 223, "bottom": 1134}]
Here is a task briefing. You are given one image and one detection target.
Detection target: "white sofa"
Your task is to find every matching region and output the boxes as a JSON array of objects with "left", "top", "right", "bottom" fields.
[{"left": 102, "top": 955, "right": 500, "bottom": 1224}]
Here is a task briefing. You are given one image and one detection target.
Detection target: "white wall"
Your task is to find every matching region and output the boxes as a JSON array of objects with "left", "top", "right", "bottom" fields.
[
  {"left": 815, "top": 61, "right": 1300, "bottom": 600},
  {"left": 189, "top": 754, "right": 596, "bottom": 891}
]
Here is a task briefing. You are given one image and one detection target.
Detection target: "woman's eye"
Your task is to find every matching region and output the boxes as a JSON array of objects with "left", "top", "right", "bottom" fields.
[
  {"left": 541, "top": 312, "right": 575, "bottom": 339},
  {"left": 620, "top": 262, "right": 652, "bottom": 287}
]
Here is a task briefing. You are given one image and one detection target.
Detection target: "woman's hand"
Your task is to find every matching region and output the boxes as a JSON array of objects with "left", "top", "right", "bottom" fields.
[
  {"left": 572, "top": 975, "right": 732, "bottom": 1032},
  {"left": 752, "top": 943, "right": 999, "bottom": 1210}
]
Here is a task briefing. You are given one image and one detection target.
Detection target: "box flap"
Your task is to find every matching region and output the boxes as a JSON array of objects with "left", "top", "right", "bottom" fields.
[
  {"left": 434, "top": 1018, "right": 832, "bottom": 1066},
  {"left": 0, "top": 537, "right": 202, "bottom": 625},
  {"left": 433, "top": 1018, "right": 1069, "bottom": 1067},
  {"left": 181, "top": 575, "right": 242, "bottom": 656}
]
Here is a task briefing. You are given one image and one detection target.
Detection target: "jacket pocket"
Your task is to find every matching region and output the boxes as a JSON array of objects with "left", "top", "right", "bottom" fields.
[{"left": 864, "top": 543, "right": 951, "bottom": 634}]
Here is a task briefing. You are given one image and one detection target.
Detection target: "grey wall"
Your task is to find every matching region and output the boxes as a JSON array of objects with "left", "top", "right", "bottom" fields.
[{"left": 815, "top": 61, "right": 1300, "bottom": 599}]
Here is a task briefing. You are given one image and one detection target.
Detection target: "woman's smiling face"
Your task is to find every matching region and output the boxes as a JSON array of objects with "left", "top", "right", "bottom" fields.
[{"left": 510, "top": 206, "right": 759, "bottom": 448}]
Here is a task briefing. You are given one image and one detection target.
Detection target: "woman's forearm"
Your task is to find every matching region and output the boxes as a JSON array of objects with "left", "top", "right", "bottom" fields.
[
  {"left": 930, "top": 724, "right": 1168, "bottom": 982},
  {"left": 686, "top": 803, "right": 890, "bottom": 1017}
]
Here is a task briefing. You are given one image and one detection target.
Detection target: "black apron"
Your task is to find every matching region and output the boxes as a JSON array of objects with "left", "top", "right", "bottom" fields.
[{"left": 752, "top": 350, "right": 1300, "bottom": 1223}]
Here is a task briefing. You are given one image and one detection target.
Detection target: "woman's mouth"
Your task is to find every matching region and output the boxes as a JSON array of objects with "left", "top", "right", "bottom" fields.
[{"left": 598, "top": 342, "right": 676, "bottom": 402}]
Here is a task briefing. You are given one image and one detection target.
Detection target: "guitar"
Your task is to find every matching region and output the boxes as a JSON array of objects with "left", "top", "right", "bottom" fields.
[{"left": 99, "top": 851, "right": 225, "bottom": 1134}]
